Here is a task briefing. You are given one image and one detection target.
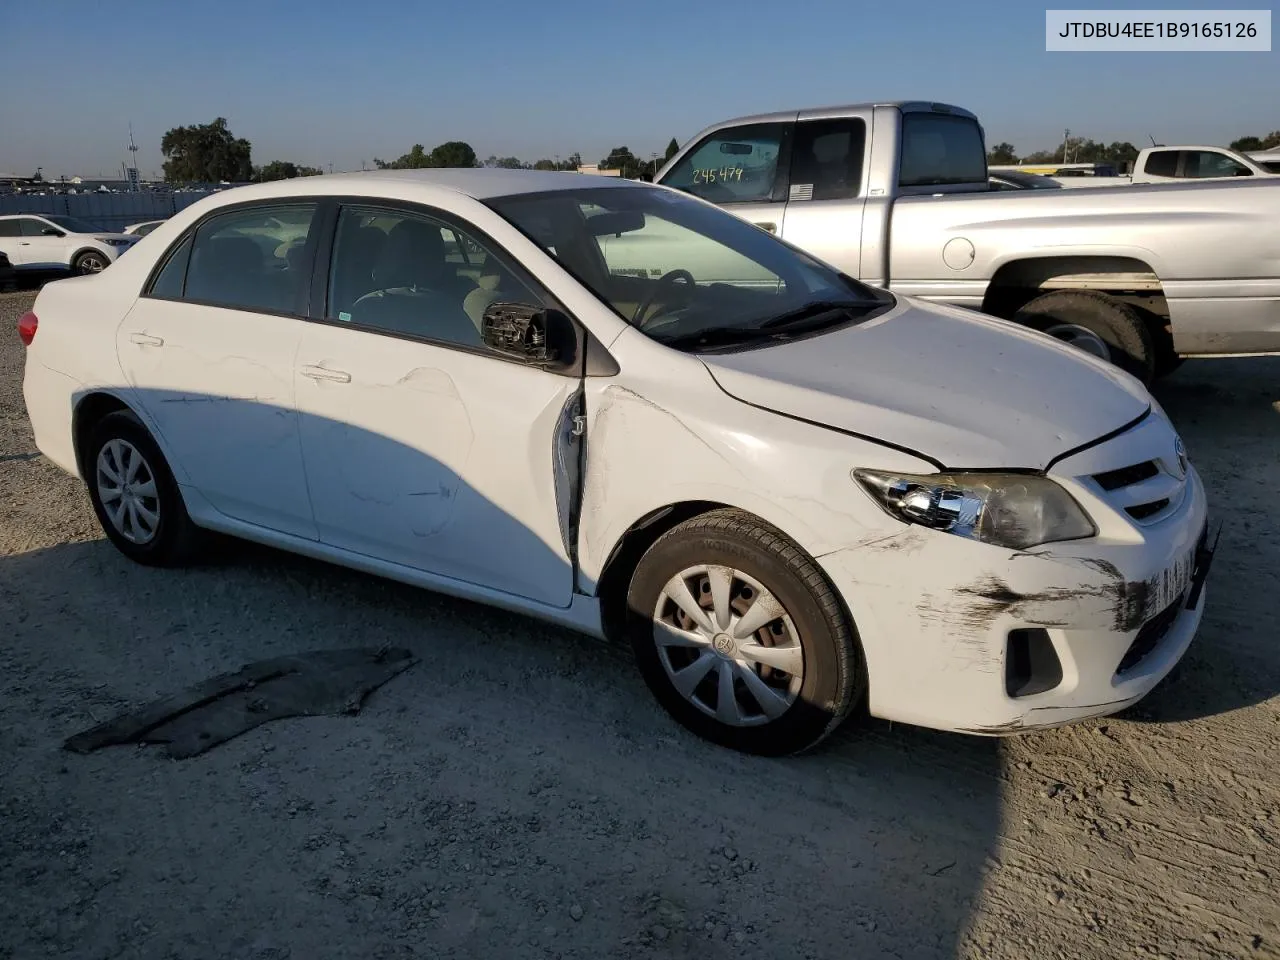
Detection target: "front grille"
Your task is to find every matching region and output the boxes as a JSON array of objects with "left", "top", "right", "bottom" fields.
[
  {"left": 1126, "top": 499, "right": 1170, "bottom": 520},
  {"left": 1116, "top": 598, "right": 1181, "bottom": 675},
  {"left": 1093, "top": 460, "right": 1158, "bottom": 491}
]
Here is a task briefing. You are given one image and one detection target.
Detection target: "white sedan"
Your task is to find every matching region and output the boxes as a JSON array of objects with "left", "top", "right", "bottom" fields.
[{"left": 19, "top": 169, "right": 1214, "bottom": 755}]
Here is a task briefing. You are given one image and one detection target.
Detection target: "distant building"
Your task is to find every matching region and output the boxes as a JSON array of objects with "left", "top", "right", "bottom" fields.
[{"left": 576, "top": 164, "right": 622, "bottom": 177}]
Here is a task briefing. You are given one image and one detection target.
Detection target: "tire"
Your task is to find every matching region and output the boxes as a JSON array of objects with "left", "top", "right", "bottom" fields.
[
  {"left": 72, "top": 250, "right": 109, "bottom": 275},
  {"left": 625, "top": 508, "right": 862, "bottom": 756},
  {"left": 1013, "top": 290, "right": 1155, "bottom": 384},
  {"left": 84, "top": 409, "right": 202, "bottom": 566}
]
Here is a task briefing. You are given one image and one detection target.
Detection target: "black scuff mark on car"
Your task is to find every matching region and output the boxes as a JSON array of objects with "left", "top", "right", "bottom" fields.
[
  {"left": 975, "top": 558, "right": 1151, "bottom": 632},
  {"left": 63, "top": 647, "right": 417, "bottom": 759}
]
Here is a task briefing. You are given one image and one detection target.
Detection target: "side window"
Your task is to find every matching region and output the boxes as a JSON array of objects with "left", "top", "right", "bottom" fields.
[
  {"left": 20, "top": 218, "right": 52, "bottom": 237},
  {"left": 788, "top": 119, "right": 866, "bottom": 201},
  {"left": 1184, "top": 151, "right": 1251, "bottom": 178},
  {"left": 184, "top": 203, "right": 317, "bottom": 314},
  {"left": 662, "top": 123, "right": 787, "bottom": 203},
  {"left": 0, "top": 220, "right": 20, "bottom": 238},
  {"left": 326, "top": 206, "right": 542, "bottom": 349},
  {"left": 147, "top": 234, "right": 193, "bottom": 299},
  {"left": 1141, "top": 150, "right": 1179, "bottom": 178},
  {"left": 898, "top": 113, "right": 987, "bottom": 187}
]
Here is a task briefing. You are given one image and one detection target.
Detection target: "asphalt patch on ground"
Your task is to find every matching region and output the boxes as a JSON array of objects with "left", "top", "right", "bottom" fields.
[{"left": 63, "top": 646, "right": 417, "bottom": 758}]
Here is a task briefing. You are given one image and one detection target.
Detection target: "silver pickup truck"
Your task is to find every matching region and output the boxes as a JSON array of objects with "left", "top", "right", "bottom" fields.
[{"left": 647, "top": 102, "right": 1280, "bottom": 383}]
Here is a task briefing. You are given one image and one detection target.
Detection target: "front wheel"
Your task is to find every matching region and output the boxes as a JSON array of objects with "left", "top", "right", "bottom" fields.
[
  {"left": 72, "top": 250, "right": 109, "bottom": 275},
  {"left": 625, "top": 509, "right": 862, "bottom": 755}
]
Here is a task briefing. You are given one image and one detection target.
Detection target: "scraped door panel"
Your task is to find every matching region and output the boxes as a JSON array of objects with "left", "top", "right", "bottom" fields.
[{"left": 293, "top": 323, "right": 579, "bottom": 607}]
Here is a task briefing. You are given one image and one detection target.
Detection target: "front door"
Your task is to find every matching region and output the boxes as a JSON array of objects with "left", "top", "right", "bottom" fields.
[
  {"left": 657, "top": 120, "right": 792, "bottom": 238},
  {"left": 115, "top": 201, "right": 321, "bottom": 539},
  {"left": 293, "top": 204, "right": 580, "bottom": 607}
]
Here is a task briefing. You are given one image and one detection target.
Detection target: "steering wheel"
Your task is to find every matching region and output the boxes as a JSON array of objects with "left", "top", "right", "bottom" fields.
[{"left": 632, "top": 269, "right": 696, "bottom": 327}]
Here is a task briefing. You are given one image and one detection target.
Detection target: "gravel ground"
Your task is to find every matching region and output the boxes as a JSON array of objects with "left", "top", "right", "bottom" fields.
[{"left": 1, "top": 286, "right": 1277, "bottom": 960}]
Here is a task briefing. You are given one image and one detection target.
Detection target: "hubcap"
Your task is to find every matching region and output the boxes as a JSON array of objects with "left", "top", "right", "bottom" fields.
[
  {"left": 1043, "top": 322, "right": 1111, "bottom": 360},
  {"left": 653, "top": 565, "right": 804, "bottom": 727},
  {"left": 96, "top": 439, "right": 160, "bottom": 544}
]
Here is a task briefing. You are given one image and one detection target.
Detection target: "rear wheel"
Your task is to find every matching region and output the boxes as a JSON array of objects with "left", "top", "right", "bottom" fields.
[
  {"left": 72, "top": 250, "right": 108, "bottom": 275},
  {"left": 85, "top": 410, "right": 202, "bottom": 566},
  {"left": 625, "top": 509, "right": 862, "bottom": 755},
  {"left": 1014, "top": 290, "right": 1155, "bottom": 384}
]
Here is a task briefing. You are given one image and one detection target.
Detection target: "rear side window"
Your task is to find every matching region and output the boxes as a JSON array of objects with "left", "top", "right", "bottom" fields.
[
  {"left": 1141, "top": 150, "right": 1179, "bottom": 177},
  {"left": 898, "top": 113, "right": 987, "bottom": 187},
  {"left": 0, "top": 220, "right": 19, "bottom": 238},
  {"left": 662, "top": 123, "right": 787, "bottom": 203},
  {"left": 147, "top": 234, "right": 193, "bottom": 299},
  {"left": 788, "top": 118, "right": 866, "bottom": 201},
  {"left": 182, "top": 204, "right": 318, "bottom": 314}
]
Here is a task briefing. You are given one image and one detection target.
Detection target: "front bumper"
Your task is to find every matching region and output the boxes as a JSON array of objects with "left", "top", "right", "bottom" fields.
[{"left": 822, "top": 415, "right": 1214, "bottom": 735}]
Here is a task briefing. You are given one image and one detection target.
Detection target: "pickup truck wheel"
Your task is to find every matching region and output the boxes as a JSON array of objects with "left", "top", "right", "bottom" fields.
[
  {"left": 1013, "top": 290, "right": 1155, "bottom": 384},
  {"left": 625, "top": 508, "right": 862, "bottom": 756}
]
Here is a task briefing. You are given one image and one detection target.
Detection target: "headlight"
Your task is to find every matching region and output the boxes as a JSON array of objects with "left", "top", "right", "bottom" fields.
[
  {"left": 853, "top": 469, "right": 1096, "bottom": 550},
  {"left": 102, "top": 238, "right": 131, "bottom": 247}
]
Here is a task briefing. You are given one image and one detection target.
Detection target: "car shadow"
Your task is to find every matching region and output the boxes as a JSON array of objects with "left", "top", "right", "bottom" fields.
[
  {"left": 1120, "top": 356, "right": 1280, "bottom": 723},
  {"left": 3, "top": 387, "right": 1002, "bottom": 960}
]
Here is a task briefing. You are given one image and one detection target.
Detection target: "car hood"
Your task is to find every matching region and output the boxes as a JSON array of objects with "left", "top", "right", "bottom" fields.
[{"left": 698, "top": 297, "right": 1152, "bottom": 470}]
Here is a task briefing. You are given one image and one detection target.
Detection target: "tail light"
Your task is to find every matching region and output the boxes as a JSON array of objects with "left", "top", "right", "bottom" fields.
[{"left": 18, "top": 311, "right": 38, "bottom": 346}]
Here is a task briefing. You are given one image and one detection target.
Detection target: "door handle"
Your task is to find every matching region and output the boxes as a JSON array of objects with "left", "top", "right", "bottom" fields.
[
  {"left": 129, "top": 332, "right": 164, "bottom": 346},
  {"left": 18, "top": 241, "right": 31, "bottom": 246},
  {"left": 755, "top": 221, "right": 777, "bottom": 234},
  {"left": 300, "top": 364, "right": 352, "bottom": 383}
]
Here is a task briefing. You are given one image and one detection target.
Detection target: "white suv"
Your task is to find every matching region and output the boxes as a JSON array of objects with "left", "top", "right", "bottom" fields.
[{"left": 0, "top": 214, "right": 139, "bottom": 276}]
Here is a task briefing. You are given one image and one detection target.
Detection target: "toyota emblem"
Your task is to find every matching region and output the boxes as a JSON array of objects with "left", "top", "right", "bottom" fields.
[{"left": 1173, "top": 437, "right": 1188, "bottom": 478}]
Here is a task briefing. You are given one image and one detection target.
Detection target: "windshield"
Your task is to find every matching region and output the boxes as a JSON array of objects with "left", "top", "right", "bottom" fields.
[
  {"left": 486, "top": 186, "right": 888, "bottom": 350},
  {"left": 44, "top": 215, "right": 104, "bottom": 233}
]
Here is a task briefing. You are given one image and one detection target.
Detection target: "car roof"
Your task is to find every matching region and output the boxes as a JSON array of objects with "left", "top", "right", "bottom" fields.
[{"left": 200, "top": 169, "right": 644, "bottom": 204}]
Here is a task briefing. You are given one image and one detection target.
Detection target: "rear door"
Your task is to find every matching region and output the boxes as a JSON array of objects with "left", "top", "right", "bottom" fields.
[
  {"left": 116, "top": 201, "right": 320, "bottom": 539},
  {"left": 772, "top": 112, "right": 870, "bottom": 279}
]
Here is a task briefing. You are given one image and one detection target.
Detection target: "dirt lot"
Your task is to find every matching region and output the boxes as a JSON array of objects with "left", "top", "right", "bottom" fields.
[{"left": 1, "top": 286, "right": 1277, "bottom": 960}]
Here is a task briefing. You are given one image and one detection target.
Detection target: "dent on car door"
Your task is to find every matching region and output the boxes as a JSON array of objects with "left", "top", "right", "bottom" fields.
[
  {"left": 116, "top": 202, "right": 321, "bottom": 539},
  {"left": 292, "top": 203, "right": 583, "bottom": 607}
]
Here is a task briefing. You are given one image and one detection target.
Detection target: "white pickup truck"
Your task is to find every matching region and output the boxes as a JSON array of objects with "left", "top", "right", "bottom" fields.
[
  {"left": 993, "top": 144, "right": 1280, "bottom": 188},
  {"left": 636, "top": 102, "right": 1280, "bottom": 383}
]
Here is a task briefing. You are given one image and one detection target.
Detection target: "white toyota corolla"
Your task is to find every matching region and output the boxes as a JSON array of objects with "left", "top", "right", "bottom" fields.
[{"left": 19, "top": 170, "right": 1214, "bottom": 755}]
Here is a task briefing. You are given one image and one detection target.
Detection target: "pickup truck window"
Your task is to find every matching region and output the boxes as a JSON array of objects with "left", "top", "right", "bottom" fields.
[
  {"left": 789, "top": 118, "right": 866, "bottom": 201},
  {"left": 1142, "top": 150, "right": 1179, "bottom": 177},
  {"left": 898, "top": 113, "right": 986, "bottom": 187},
  {"left": 662, "top": 123, "right": 786, "bottom": 204},
  {"left": 1184, "top": 151, "right": 1251, "bottom": 178}
]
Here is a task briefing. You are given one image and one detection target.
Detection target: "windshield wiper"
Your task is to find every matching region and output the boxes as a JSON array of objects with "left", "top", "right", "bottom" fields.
[{"left": 757, "top": 299, "right": 876, "bottom": 330}]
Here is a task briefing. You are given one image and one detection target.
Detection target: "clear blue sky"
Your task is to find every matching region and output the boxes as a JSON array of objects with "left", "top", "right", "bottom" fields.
[{"left": 1, "top": 0, "right": 1274, "bottom": 178}]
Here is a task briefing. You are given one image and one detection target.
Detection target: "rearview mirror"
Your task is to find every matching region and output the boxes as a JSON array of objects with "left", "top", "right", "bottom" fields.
[
  {"left": 482, "top": 302, "right": 570, "bottom": 365},
  {"left": 720, "top": 142, "right": 753, "bottom": 155},
  {"left": 585, "top": 210, "right": 644, "bottom": 237}
]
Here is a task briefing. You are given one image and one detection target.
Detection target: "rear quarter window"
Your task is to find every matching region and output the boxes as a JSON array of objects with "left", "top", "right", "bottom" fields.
[{"left": 898, "top": 113, "right": 987, "bottom": 187}]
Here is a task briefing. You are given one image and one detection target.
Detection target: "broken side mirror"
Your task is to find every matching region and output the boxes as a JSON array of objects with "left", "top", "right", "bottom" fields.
[{"left": 481, "top": 301, "right": 575, "bottom": 366}]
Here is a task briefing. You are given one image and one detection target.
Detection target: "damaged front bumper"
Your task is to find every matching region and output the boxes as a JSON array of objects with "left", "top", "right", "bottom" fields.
[{"left": 820, "top": 460, "right": 1212, "bottom": 735}]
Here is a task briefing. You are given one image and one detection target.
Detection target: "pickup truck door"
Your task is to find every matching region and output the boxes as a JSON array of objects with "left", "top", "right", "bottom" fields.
[
  {"left": 656, "top": 120, "right": 792, "bottom": 239},
  {"left": 771, "top": 114, "right": 870, "bottom": 281}
]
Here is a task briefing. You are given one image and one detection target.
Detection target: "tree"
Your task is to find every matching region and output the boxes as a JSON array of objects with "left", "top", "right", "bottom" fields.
[
  {"left": 161, "top": 117, "right": 253, "bottom": 183},
  {"left": 601, "top": 146, "right": 642, "bottom": 178},
  {"left": 1230, "top": 136, "right": 1265, "bottom": 152},
  {"left": 374, "top": 144, "right": 431, "bottom": 169},
  {"left": 429, "top": 141, "right": 479, "bottom": 168},
  {"left": 986, "top": 142, "right": 1018, "bottom": 165},
  {"left": 664, "top": 138, "right": 680, "bottom": 162},
  {"left": 490, "top": 156, "right": 528, "bottom": 169},
  {"left": 254, "top": 160, "right": 323, "bottom": 182}
]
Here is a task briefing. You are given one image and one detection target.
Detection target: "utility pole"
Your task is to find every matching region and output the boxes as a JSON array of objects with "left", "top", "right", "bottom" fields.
[{"left": 1061, "top": 128, "right": 1071, "bottom": 164}]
